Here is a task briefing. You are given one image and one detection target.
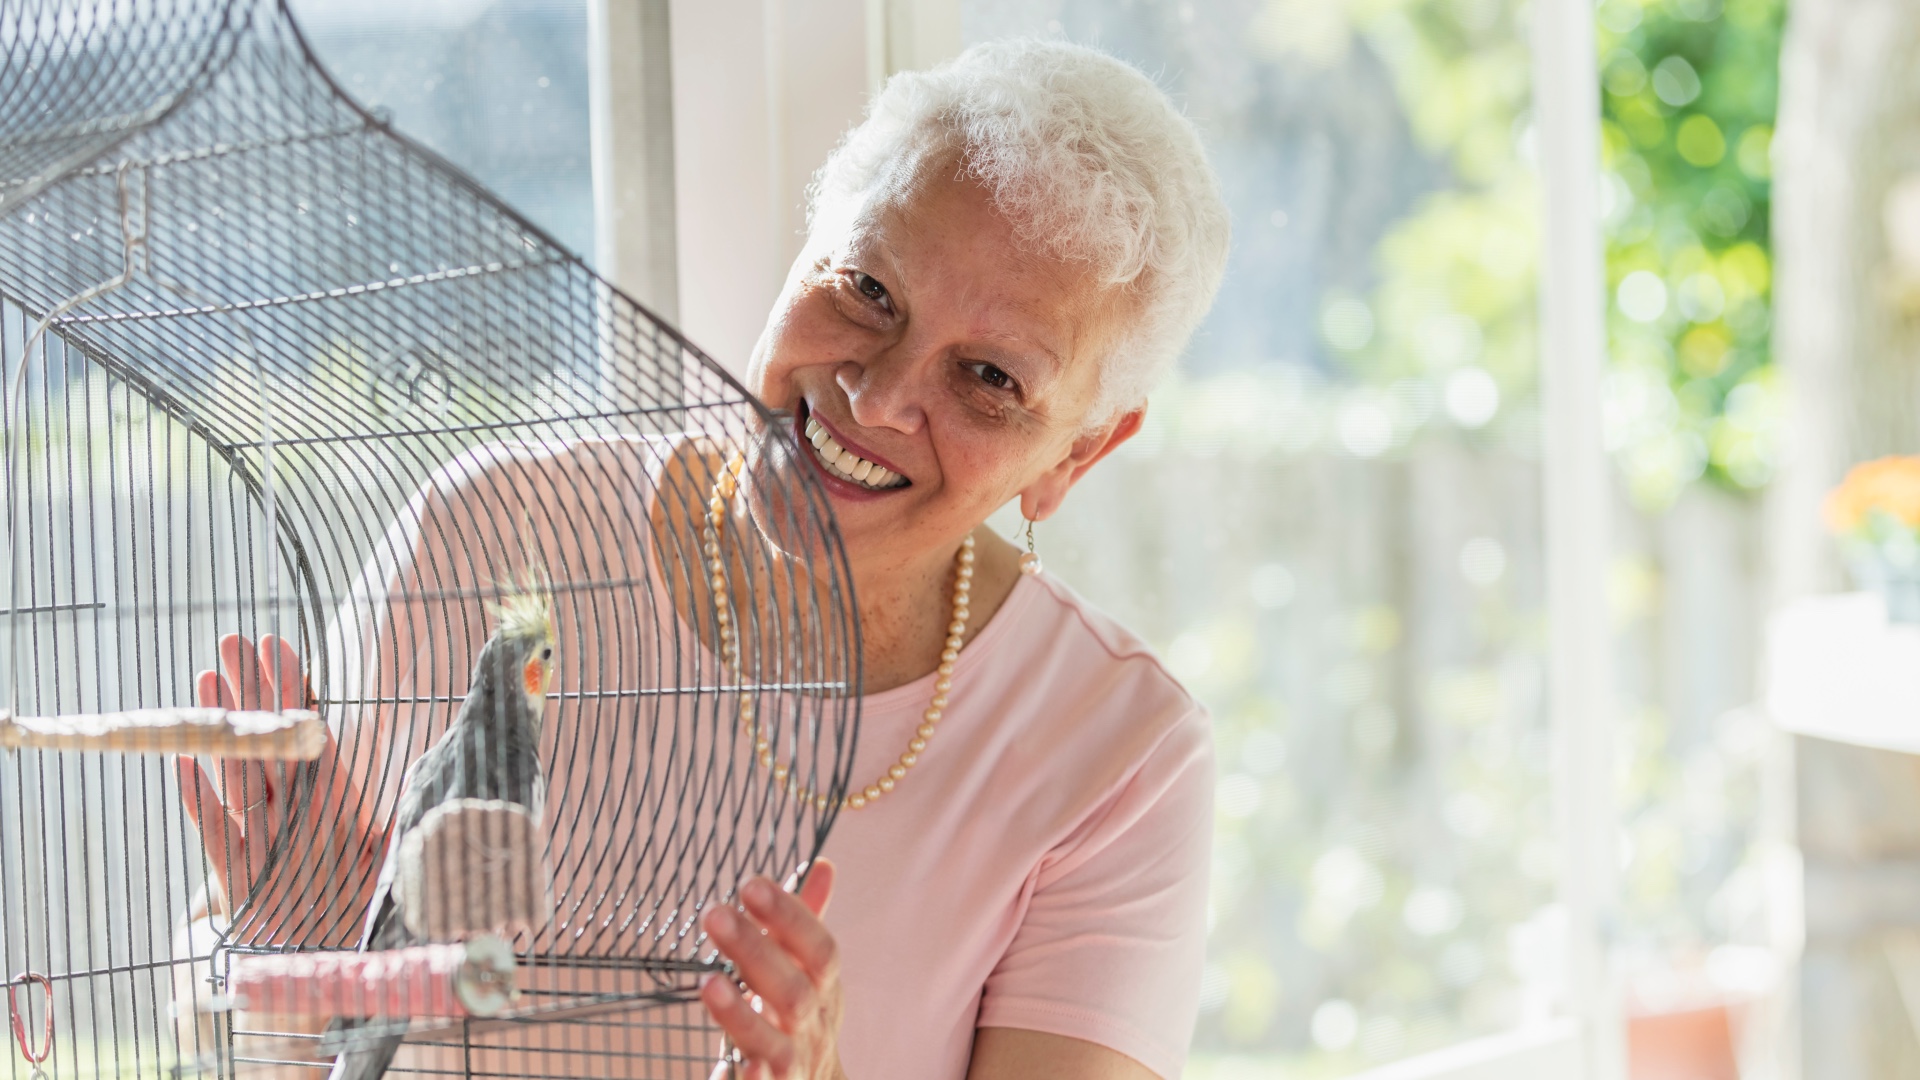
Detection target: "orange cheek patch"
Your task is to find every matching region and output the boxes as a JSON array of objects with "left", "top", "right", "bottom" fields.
[{"left": 523, "top": 659, "right": 544, "bottom": 697}]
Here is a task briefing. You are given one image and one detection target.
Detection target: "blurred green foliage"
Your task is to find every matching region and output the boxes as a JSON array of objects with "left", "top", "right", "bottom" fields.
[
  {"left": 1598, "top": 0, "right": 1785, "bottom": 506},
  {"left": 1333, "top": 0, "right": 1541, "bottom": 403},
  {"left": 1181, "top": 0, "right": 1784, "bottom": 1069},
  {"left": 1181, "top": 3, "right": 1564, "bottom": 1068},
  {"left": 1326, "top": 0, "right": 1785, "bottom": 507},
  {"left": 993, "top": 0, "right": 1783, "bottom": 1070}
]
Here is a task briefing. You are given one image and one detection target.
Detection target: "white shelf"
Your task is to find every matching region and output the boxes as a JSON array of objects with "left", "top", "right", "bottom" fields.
[{"left": 1766, "top": 592, "right": 1920, "bottom": 753}]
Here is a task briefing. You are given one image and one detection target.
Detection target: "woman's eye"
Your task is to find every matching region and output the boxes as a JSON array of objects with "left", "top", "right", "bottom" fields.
[
  {"left": 968, "top": 363, "right": 1016, "bottom": 392},
  {"left": 853, "top": 272, "right": 889, "bottom": 304}
]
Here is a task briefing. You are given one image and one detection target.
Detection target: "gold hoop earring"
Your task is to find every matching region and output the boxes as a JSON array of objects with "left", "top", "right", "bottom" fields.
[{"left": 1019, "top": 518, "right": 1042, "bottom": 576}]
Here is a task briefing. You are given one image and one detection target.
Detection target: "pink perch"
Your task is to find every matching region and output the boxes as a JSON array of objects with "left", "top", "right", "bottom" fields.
[{"left": 227, "top": 936, "right": 517, "bottom": 1018}]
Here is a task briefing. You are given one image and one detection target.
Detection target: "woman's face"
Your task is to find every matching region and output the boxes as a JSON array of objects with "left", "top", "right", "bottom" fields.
[{"left": 747, "top": 161, "right": 1141, "bottom": 573}]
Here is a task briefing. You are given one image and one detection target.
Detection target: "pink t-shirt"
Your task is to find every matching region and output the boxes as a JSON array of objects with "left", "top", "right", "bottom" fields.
[
  {"left": 825, "top": 572, "right": 1215, "bottom": 1080},
  {"left": 270, "top": 437, "right": 1211, "bottom": 1078}
]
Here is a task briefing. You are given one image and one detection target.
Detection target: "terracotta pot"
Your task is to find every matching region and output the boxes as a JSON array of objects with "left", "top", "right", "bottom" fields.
[{"left": 1627, "top": 1001, "right": 1740, "bottom": 1080}]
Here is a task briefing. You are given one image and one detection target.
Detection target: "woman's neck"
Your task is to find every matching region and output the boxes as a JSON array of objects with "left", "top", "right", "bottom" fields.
[{"left": 853, "top": 525, "right": 1024, "bottom": 694}]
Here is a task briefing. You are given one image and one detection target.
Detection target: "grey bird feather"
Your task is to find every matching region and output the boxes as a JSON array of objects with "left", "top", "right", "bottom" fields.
[{"left": 324, "top": 574, "right": 555, "bottom": 1080}]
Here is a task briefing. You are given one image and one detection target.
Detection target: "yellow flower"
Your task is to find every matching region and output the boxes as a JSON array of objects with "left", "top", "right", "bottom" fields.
[{"left": 1824, "top": 456, "right": 1920, "bottom": 535}]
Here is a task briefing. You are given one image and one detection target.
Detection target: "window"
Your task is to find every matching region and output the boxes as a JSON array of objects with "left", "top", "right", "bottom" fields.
[
  {"left": 342, "top": 1, "right": 1783, "bottom": 1074},
  {"left": 293, "top": 0, "right": 594, "bottom": 257},
  {"left": 962, "top": 2, "right": 1558, "bottom": 1071}
]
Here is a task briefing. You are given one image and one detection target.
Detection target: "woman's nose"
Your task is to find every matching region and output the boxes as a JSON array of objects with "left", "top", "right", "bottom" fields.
[{"left": 837, "top": 351, "right": 928, "bottom": 435}]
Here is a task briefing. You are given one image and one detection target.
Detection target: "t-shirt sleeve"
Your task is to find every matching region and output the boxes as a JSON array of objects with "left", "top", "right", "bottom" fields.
[{"left": 975, "top": 707, "right": 1214, "bottom": 1079}]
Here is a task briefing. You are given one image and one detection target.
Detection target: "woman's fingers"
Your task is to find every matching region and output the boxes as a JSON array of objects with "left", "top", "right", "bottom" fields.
[
  {"left": 796, "top": 858, "right": 835, "bottom": 918},
  {"left": 258, "top": 635, "right": 319, "bottom": 835},
  {"left": 700, "top": 875, "right": 846, "bottom": 1078},
  {"left": 196, "top": 669, "right": 226, "bottom": 711},
  {"left": 260, "top": 634, "right": 335, "bottom": 838},
  {"left": 258, "top": 635, "right": 309, "bottom": 713},
  {"left": 176, "top": 756, "right": 239, "bottom": 899},
  {"left": 221, "top": 634, "right": 298, "bottom": 811},
  {"left": 184, "top": 635, "right": 370, "bottom": 947},
  {"left": 176, "top": 755, "right": 234, "bottom": 840},
  {"left": 700, "top": 974, "right": 791, "bottom": 1074},
  {"left": 313, "top": 731, "right": 371, "bottom": 843},
  {"left": 217, "top": 754, "right": 273, "bottom": 824},
  {"left": 704, "top": 902, "right": 816, "bottom": 1027},
  {"left": 740, "top": 875, "right": 840, "bottom": 985},
  {"left": 218, "top": 634, "right": 262, "bottom": 710},
  {"left": 216, "top": 636, "right": 283, "bottom": 821},
  {"left": 189, "top": 666, "right": 265, "bottom": 903}
]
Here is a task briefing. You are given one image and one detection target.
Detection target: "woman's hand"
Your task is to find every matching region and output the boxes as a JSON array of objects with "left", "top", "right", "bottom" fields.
[
  {"left": 701, "top": 860, "right": 847, "bottom": 1080},
  {"left": 175, "top": 634, "right": 380, "bottom": 946}
]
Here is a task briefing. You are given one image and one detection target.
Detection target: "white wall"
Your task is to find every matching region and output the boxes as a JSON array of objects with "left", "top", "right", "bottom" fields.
[
  {"left": 661, "top": 0, "right": 957, "bottom": 376},
  {"left": 666, "top": 0, "right": 868, "bottom": 375},
  {"left": 591, "top": 0, "right": 680, "bottom": 322}
]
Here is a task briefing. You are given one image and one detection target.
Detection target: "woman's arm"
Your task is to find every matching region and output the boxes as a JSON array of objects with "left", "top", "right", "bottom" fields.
[
  {"left": 700, "top": 866, "right": 1166, "bottom": 1080},
  {"left": 968, "top": 1028, "right": 1160, "bottom": 1080}
]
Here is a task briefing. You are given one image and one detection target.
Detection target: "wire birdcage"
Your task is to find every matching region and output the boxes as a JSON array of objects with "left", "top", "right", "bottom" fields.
[{"left": 0, "top": 1, "right": 861, "bottom": 1076}]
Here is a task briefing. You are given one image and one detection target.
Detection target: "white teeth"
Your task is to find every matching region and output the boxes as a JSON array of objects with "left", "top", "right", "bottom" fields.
[{"left": 801, "top": 412, "right": 906, "bottom": 490}]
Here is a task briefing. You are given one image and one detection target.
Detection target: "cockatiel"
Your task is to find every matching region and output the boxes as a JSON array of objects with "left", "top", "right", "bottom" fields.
[{"left": 325, "top": 577, "right": 556, "bottom": 1080}]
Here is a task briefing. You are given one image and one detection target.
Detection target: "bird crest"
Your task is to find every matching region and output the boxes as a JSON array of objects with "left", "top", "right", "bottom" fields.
[{"left": 488, "top": 559, "right": 555, "bottom": 643}]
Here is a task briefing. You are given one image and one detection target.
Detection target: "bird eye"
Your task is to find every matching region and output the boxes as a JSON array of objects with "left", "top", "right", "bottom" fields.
[{"left": 540, "top": 647, "right": 552, "bottom": 660}]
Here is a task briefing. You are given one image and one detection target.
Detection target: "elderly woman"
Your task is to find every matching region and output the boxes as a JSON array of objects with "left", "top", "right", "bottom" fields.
[{"left": 177, "top": 37, "right": 1228, "bottom": 1080}]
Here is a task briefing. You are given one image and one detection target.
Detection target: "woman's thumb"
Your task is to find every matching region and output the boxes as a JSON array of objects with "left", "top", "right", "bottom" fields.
[{"left": 798, "top": 858, "right": 835, "bottom": 918}]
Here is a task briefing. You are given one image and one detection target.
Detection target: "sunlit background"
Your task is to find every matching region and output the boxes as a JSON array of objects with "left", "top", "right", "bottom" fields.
[{"left": 294, "top": 0, "right": 1789, "bottom": 1073}]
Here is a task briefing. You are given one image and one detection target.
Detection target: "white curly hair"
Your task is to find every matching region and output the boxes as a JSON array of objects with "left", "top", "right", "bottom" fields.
[{"left": 807, "top": 39, "right": 1231, "bottom": 425}]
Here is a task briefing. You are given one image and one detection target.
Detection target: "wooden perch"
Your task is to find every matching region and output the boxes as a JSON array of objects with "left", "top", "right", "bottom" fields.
[
  {"left": 227, "top": 936, "right": 520, "bottom": 1018},
  {"left": 0, "top": 707, "right": 326, "bottom": 759},
  {"left": 396, "top": 799, "right": 553, "bottom": 941}
]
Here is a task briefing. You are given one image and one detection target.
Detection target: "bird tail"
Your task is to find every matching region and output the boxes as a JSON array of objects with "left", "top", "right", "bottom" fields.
[{"left": 323, "top": 1017, "right": 403, "bottom": 1080}]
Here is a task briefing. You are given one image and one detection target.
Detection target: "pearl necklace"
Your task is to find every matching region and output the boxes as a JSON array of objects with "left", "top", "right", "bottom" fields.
[{"left": 706, "top": 454, "right": 974, "bottom": 811}]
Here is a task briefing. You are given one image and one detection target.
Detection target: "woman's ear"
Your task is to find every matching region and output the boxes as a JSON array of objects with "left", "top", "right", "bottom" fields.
[{"left": 1018, "top": 405, "right": 1147, "bottom": 522}]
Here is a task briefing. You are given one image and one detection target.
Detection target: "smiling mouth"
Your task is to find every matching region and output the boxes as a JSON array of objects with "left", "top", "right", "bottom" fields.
[{"left": 801, "top": 414, "right": 910, "bottom": 491}]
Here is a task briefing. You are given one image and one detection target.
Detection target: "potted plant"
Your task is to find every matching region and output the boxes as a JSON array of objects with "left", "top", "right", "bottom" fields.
[{"left": 1824, "top": 455, "right": 1920, "bottom": 624}]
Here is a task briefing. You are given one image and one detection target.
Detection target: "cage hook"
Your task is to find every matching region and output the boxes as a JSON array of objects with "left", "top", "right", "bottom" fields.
[
  {"left": 5, "top": 163, "right": 149, "bottom": 405},
  {"left": 113, "top": 160, "right": 152, "bottom": 276},
  {"left": 5, "top": 971, "right": 53, "bottom": 1071}
]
